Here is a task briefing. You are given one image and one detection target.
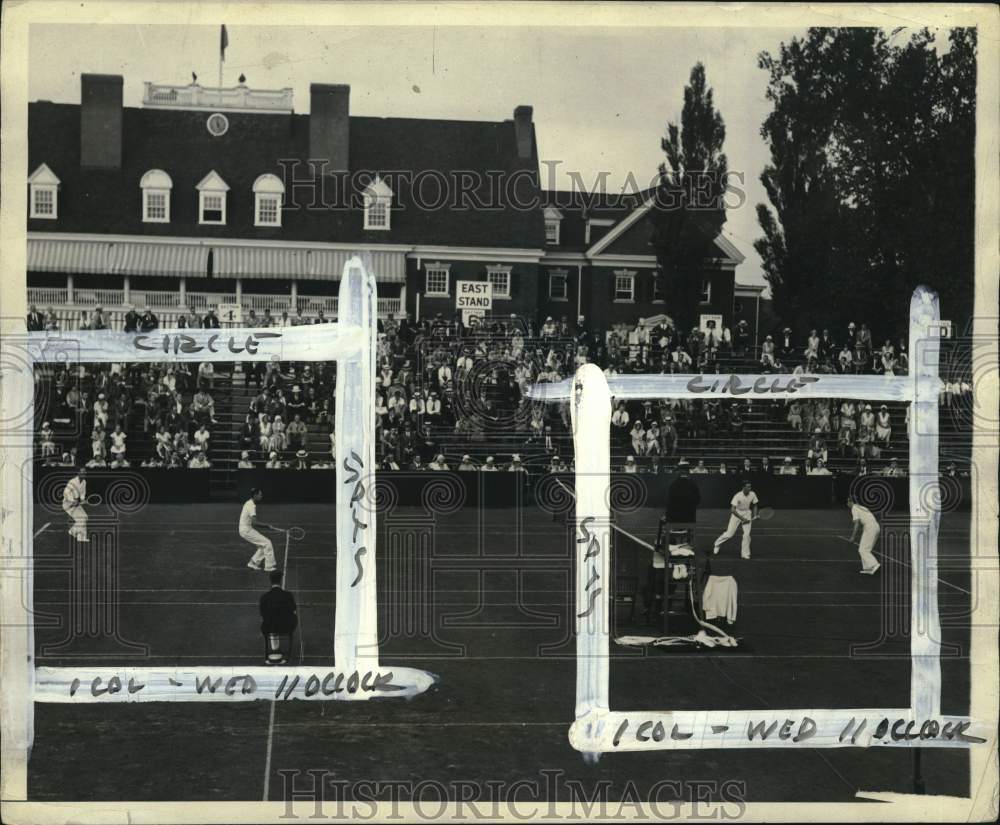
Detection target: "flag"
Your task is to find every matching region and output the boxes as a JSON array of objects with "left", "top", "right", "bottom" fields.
[{"left": 220, "top": 25, "right": 229, "bottom": 62}]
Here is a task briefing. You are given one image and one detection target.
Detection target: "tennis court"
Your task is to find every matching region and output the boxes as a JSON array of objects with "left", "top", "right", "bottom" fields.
[{"left": 29, "top": 499, "right": 972, "bottom": 801}]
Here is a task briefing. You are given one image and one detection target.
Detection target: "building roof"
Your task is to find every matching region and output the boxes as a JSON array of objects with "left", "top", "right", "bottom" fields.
[
  {"left": 27, "top": 101, "right": 545, "bottom": 249},
  {"left": 540, "top": 187, "right": 744, "bottom": 266}
]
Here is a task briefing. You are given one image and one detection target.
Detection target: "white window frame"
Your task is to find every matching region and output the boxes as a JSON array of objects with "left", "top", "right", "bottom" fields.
[
  {"left": 549, "top": 269, "right": 569, "bottom": 301},
  {"left": 487, "top": 265, "right": 512, "bottom": 299},
  {"left": 363, "top": 176, "right": 393, "bottom": 231},
  {"left": 253, "top": 173, "right": 285, "bottom": 228},
  {"left": 140, "top": 169, "right": 173, "bottom": 224},
  {"left": 543, "top": 206, "right": 563, "bottom": 245},
  {"left": 424, "top": 263, "right": 450, "bottom": 297},
  {"left": 700, "top": 278, "right": 712, "bottom": 305},
  {"left": 196, "top": 170, "right": 230, "bottom": 226},
  {"left": 613, "top": 269, "right": 635, "bottom": 303},
  {"left": 28, "top": 163, "right": 60, "bottom": 220}
]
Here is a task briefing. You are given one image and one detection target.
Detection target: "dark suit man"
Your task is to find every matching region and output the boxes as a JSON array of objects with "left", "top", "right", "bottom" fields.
[
  {"left": 260, "top": 569, "right": 298, "bottom": 664},
  {"left": 26, "top": 305, "right": 44, "bottom": 331},
  {"left": 202, "top": 309, "right": 221, "bottom": 329},
  {"left": 123, "top": 307, "right": 140, "bottom": 333}
]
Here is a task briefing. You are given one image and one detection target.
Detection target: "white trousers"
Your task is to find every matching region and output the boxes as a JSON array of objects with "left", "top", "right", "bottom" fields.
[
  {"left": 714, "top": 515, "right": 752, "bottom": 558},
  {"left": 242, "top": 528, "right": 276, "bottom": 569},
  {"left": 858, "top": 527, "right": 880, "bottom": 571},
  {"left": 63, "top": 503, "right": 87, "bottom": 540}
]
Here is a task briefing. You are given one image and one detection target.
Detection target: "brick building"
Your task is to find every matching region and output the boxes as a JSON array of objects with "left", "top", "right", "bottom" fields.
[{"left": 26, "top": 72, "right": 759, "bottom": 340}]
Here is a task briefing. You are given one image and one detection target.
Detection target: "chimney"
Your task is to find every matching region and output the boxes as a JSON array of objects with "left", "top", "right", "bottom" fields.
[
  {"left": 310, "top": 84, "right": 350, "bottom": 174},
  {"left": 81, "top": 74, "right": 123, "bottom": 170},
  {"left": 514, "top": 105, "right": 533, "bottom": 160}
]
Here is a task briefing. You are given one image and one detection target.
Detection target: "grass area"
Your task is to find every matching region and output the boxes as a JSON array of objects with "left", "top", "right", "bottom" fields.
[{"left": 29, "top": 502, "right": 972, "bottom": 801}]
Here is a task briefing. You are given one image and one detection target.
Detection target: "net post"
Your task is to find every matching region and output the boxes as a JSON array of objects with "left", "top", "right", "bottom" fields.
[
  {"left": 909, "top": 286, "right": 942, "bottom": 721},
  {"left": 570, "top": 364, "right": 612, "bottom": 754},
  {"left": 334, "top": 256, "right": 379, "bottom": 673}
]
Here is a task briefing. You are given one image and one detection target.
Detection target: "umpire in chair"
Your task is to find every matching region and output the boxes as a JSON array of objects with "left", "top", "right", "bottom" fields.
[
  {"left": 643, "top": 465, "right": 702, "bottom": 631},
  {"left": 260, "top": 569, "right": 298, "bottom": 665}
]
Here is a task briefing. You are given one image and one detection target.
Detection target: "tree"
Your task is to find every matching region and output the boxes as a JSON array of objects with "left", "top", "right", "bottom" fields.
[
  {"left": 649, "top": 63, "right": 728, "bottom": 332},
  {"left": 756, "top": 28, "right": 977, "bottom": 336}
]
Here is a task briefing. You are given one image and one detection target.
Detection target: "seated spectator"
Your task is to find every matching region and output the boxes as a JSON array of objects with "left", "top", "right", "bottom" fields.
[
  {"left": 265, "top": 451, "right": 285, "bottom": 469},
  {"left": 237, "top": 451, "right": 255, "bottom": 469},
  {"left": 883, "top": 457, "right": 906, "bottom": 477},
  {"left": 740, "top": 457, "right": 754, "bottom": 475},
  {"left": 808, "top": 459, "right": 831, "bottom": 476},
  {"left": 717, "top": 461, "right": 729, "bottom": 476},
  {"left": 629, "top": 421, "right": 646, "bottom": 456},
  {"left": 837, "top": 344, "right": 854, "bottom": 373},
  {"left": 760, "top": 335, "right": 777, "bottom": 370},
  {"left": 139, "top": 308, "right": 159, "bottom": 332},
  {"left": 646, "top": 455, "right": 663, "bottom": 475},
  {"left": 875, "top": 405, "right": 892, "bottom": 446},
  {"left": 190, "top": 388, "right": 217, "bottom": 427},
  {"left": 198, "top": 362, "right": 215, "bottom": 389},
  {"left": 188, "top": 450, "right": 212, "bottom": 469},
  {"left": 292, "top": 449, "right": 309, "bottom": 470},
  {"left": 287, "top": 414, "right": 307, "bottom": 452},
  {"left": 193, "top": 424, "right": 211, "bottom": 454},
  {"left": 481, "top": 456, "right": 499, "bottom": 472},
  {"left": 109, "top": 424, "right": 127, "bottom": 460},
  {"left": 86, "top": 454, "right": 107, "bottom": 468},
  {"left": 778, "top": 456, "right": 799, "bottom": 476},
  {"left": 110, "top": 453, "right": 131, "bottom": 469},
  {"left": 838, "top": 425, "right": 857, "bottom": 457},
  {"left": 410, "top": 454, "right": 427, "bottom": 471},
  {"left": 311, "top": 459, "right": 331, "bottom": 469},
  {"left": 622, "top": 455, "right": 638, "bottom": 473},
  {"left": 40, "top": 421, "right": 57, "bottom": 457},
  {"left": 787, "top": 400, "right": 803, "bottom": 431},
  {"left": 58, "top": 451, "right": 75, "bottom": 467},
  {"left": 690, "top": 459, "right": 709, "bottom": 475},
  {"left": 458, "top": 454, "right": 477, "bottom": 471},
  {"left": 428, "top": 453, "right": 450, "bottom": 471},
  {"left": 807, "top": 429, "right": 828, "bottom": 466}
]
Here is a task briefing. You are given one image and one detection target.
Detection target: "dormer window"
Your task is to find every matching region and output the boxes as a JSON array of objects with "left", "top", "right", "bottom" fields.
[
  {"left": 196, "top": 170, "right": 230, "bottom": 225},
  {"left": 28, "top": 163, "right": 60, "bottom": 220},
  {"left": 140, "top": 169, "right": 173, "bottom": 223},
  {"left": 543, "top": 206, "right": 563, "bottom": 244},
  {"left": 363, "top": 176, "right": 393, "bottom": 231},
  {"left": 253, "top": 173, "right": 285, "bottom": 227}
]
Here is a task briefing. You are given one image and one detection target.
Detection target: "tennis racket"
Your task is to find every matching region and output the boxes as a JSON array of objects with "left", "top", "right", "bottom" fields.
[
  {"left": 752, "top": 507, "right": 775, "bottom": 522},
  {"left": 84, "top": 494, "right": 102, "bottom": 506},
  {"left": 273, "top": 526, "right": 306, "bottom": 541}
]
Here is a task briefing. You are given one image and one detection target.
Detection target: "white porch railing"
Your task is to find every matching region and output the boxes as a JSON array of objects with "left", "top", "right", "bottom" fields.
[
  {"left": 26, "top": 288, "right": 402, "bottom": 330},
  {"left": 143, "top": 82, "right": 294, "bottom": 112}
]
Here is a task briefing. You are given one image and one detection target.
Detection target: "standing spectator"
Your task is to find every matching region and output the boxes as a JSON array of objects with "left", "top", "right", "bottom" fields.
[
  {"left": 26, "top": 304, "right": 44, "bottom": 331},
  {"left": 44, "top": 306, "right": 60, "bottom": 330},
  {"left": 292, "top": 449, "right": 309, "bottom": 470},
  {"left": 122, "top": 305, "right": 140, "bottom": 333},
  {"left": 760, "top": 335, "right": 777, "bottom": 370},
  {"left": 202, "top": 308, "right": 221, "bottom": 329}
]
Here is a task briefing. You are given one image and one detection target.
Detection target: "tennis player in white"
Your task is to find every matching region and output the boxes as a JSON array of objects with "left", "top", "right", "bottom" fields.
[
  {"left": 62, "top": 467, "right": 89, "bottom": 542},
  {"left": 846, "top": 496, "right": 881, "bottom": 574},
  {"left": 241, "top": 488, "right": 278, "bottom": 572},
  {"left": 713, "top": 480, "right": 759, "bottom": 560}
]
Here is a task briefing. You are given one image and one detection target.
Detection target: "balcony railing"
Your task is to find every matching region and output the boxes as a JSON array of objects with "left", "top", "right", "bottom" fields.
[
  {"left": 143, "top": 82, "right": 294, "bottom": 112},
  {"left": 26, "top": 288, "right": 401, "bottom": 330}
]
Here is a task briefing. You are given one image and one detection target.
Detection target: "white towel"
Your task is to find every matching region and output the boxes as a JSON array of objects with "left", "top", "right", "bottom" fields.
[{"left": 702, "top": 575, "right": 738, "bottom": 623}]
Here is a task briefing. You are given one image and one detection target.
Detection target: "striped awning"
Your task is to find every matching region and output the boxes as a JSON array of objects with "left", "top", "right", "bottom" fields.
[
  {"left": 109, "top": 242, "right": 210, "bottom": 278},
  {"left": 213, "top": 246, "right": 406, "bottom": 283},
  {"left": 27, "top": 239, "right": 114, "bottom": 273}
]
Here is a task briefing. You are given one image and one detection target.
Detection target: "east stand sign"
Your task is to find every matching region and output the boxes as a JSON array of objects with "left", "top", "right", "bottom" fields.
[{"left": 456, "top": 281, "right": 493, "bottom": 327}]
